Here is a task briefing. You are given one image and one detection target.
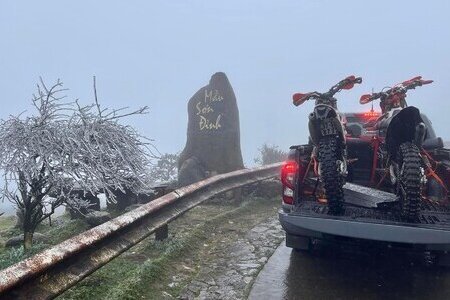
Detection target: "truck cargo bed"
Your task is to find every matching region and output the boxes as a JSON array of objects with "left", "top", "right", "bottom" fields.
[
  {"left": 293, "top": 200, "right": 450, "bottom": 230},
  {"left": 279, "top": 183, "right": 450, "bottom": 250}
]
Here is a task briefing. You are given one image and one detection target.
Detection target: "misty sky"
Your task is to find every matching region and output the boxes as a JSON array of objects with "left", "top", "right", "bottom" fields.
[{"left": 1, "top": 0, "right": 449, "bottom": 167}]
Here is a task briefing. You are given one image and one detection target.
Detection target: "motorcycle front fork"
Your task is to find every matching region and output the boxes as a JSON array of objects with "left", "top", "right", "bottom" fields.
[
  {"left": 338, "top": 148, "right": 348, "bottom": 177},
  {"left": 389, "top": 161, "right": 426, "bottom": 186}
]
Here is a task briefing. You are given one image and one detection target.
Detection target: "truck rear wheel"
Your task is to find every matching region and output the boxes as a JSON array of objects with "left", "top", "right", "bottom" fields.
[
  {"left": 397, "top": 142, "right": 422, "bottom": 221},
  {"left": 318, "top": 137, "right": 344, "bottom": 214}
]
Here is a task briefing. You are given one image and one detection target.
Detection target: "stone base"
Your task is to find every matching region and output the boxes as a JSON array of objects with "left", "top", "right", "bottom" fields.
[{"left": 178, "top": 156, "right": 206, "bottom": 187}]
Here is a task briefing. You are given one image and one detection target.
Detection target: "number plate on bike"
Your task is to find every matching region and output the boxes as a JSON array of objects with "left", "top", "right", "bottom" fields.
[{"left": 320, "top": 119, "right": 337, "bottom": 136}]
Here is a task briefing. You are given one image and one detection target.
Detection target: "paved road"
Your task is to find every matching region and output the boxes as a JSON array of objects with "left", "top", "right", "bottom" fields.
[{"left": 249, "top": 240, "right": 450, "bottom": 300}]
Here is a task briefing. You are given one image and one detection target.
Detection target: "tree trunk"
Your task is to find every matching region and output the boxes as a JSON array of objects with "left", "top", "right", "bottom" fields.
[{"left": 24, "top": 231, "right": 34, "bottom": 250}]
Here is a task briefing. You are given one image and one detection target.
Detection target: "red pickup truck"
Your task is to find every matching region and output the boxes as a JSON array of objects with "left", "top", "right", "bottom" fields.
[{"left": 279, "top": 111, "right": 450, "bottom": 265}]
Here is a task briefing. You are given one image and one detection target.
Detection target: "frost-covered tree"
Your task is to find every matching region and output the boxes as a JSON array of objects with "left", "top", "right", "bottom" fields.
[
  {"left": 0, "top": 79, "right": 155, "bottom": 249},
  {"left": 149, "top": 153, "right": 179, "bottom": 183},
  {"left": 254, "top": 143, "right": 287, "bottom": 166}
]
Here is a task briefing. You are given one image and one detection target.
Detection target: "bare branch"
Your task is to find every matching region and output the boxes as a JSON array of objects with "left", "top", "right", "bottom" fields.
[
  {"left": 93, "top": 76, "right": 102, "bottom": 118},
  {"left": 0, "top": 78, "right": 157, "bottom": 248}
]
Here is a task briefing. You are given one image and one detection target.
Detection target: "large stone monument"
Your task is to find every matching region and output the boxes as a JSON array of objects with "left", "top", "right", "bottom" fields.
[{"left": 178, "top": 72, "right": 244, "bottom": 186}]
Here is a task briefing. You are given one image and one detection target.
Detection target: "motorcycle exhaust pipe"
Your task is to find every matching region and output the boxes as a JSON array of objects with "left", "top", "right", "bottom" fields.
[{"left": 414, "top": 122, "right": 426, "bottom": 148}]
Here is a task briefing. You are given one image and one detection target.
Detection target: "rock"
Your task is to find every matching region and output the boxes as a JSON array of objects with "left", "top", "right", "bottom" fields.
[
  {"left": 5, "top": 236, "right": 24, "bottom": 248},
  {"left": 244, "top": 276, "right": 253, "bottom": 284},
  {"left": 236, "top": 262, "right": 260, "bottom": 269},
  {"left": 197, "top": 290, "right": 210, "bottom": 300},
  {"left": 5, "top": 233, "right": 49, "bottom": 247},
  {"left": 258, "top": 256, "right": 268, "bottom": 263},
  {"left": 84, "top": 211, "right": 111, "bottom": 227},
  {"left": 161, "top": 291, "right": 174, "bottom": 299},
  {"left": 178, "top": 156, "right": 207, "bottom": 187},
  {"left": 178, "top": 72, "right": 244, "bottom": 186},
  {"left": 245, "top": 268, "right": 258, "bottom": 276}
]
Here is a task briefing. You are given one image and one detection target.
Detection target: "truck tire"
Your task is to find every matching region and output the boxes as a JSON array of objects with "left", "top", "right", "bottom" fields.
[
  {"left": 318, "top": 137, "right": 344, "bottom": 214},
  {"left": 397, "top": 142, "right": 422, "bottom": 221}
]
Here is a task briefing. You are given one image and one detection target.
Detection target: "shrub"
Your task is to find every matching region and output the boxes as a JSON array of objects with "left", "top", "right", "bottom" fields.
[{"left": 254, "top": 143, "right": 287, "bottom": 165}]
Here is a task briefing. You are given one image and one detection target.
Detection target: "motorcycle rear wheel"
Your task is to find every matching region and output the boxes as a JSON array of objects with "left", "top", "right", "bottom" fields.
[
  {"left": 318, "top": 137, "right": 345, "bottom": 214},
  {"left": 397, "top": 142, "right": 422, "bottom": 221}
]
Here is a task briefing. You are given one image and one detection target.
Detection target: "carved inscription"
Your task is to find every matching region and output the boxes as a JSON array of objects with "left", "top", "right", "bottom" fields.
[{"left": 196, "top": 89, "right": 223, "bottom": 131}]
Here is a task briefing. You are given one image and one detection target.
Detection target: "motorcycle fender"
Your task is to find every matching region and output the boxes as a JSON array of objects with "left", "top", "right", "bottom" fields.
[
  {"left": 313, "top": 105, "right": 336, "bottom": 120},
  {"left": 308, "top": 117, "right": 345, "bottom": 144}
]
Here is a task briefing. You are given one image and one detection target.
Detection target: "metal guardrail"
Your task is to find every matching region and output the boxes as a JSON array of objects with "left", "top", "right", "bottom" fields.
[{"left": 0, "top": 163, "right": 281, "bottom": 299}]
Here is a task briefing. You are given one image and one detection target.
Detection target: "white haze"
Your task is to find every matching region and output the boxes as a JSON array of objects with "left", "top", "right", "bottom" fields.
[{"left": 1, "top": 1, "right": 450, "bottom": 214}]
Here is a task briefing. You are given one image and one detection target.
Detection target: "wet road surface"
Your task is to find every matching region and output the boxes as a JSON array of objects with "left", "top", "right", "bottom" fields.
[{"left": 249, "top": 240, "right": 450, "bottom": 300}]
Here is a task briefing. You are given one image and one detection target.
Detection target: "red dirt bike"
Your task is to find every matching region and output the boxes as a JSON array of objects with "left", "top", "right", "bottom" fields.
[
  {"left": 359, "top": 76, "right": 449, "bottom": 221},
  {"left": 292, "top": 75, "right": 362, "bottom": 214}
]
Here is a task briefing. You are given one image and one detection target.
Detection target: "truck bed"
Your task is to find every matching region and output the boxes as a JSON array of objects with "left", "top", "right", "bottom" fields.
[{"left": 279, "top": 182, "right": 450, "bottom": 250}]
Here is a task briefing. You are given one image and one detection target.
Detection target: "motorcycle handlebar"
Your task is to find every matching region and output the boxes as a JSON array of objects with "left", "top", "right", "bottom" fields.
[
  {"left": 293, "top": 92, "right": 320, "bottom": 106},
  {"left": 405, "top": 79, "right": 433, "bottom": 90},
  {"left": 293, "top": 75, "right": 362, "bottom": 106},
  {"left": 359, "top": 76, "right": 433, "bottom": 105},
  {"left": 329, "top": 75, "right": 362, "bottom": 95},
  {"left": 360, "top": 92, "right": 381, "bottom": 104}
]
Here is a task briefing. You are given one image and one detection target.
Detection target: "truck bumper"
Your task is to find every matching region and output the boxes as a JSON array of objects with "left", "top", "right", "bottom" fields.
[{"left": 279, "top": 209, "right": 450, "bottom": 251}]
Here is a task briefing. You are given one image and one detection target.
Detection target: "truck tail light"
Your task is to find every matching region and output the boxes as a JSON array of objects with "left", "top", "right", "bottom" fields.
[{"left": 281, "top": 160, "right": 298, "bottom": 205}]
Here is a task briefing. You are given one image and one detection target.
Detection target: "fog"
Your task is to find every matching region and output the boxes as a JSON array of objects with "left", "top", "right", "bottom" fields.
[
  {"left": 1, "top": 1, "right": 449, "bottom": 213},
  {"left": 1, "top": 0, "right": 449, "bottom": 163}
]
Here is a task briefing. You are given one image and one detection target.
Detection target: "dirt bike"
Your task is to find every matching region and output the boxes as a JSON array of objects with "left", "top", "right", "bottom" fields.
[
  {"left": 293, "top": 75, "right": 362, "bottom": 214},
  {"left": 359, "top": 76, "right": 434, "bottom": 221}
]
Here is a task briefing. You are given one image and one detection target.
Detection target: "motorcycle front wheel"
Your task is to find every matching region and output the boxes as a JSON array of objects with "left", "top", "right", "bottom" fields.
[{"left": 318, "top": 137, "right": 345, "bottom": 214}]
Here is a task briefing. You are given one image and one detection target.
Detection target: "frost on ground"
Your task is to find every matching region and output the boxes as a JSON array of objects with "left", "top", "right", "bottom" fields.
[
  {"left": 59, "top": 191, "right": 284, "bottom": 300},
  {"left": 178, "top": 216, "right": 284, "bottom": 300}
]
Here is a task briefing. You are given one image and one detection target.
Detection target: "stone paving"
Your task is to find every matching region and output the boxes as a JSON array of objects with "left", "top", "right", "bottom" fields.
[{"left": 178, "top": 216, "right": 284, "bottom": 300}]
